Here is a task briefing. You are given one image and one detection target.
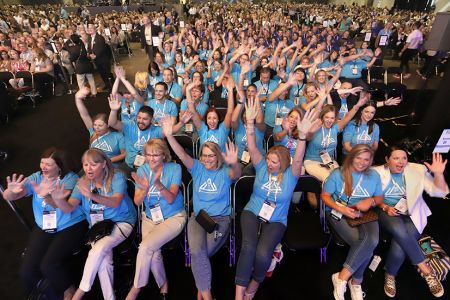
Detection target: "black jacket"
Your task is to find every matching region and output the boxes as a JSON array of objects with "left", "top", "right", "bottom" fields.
[{"left": 139, "top": 23, "right": 163, "bottom": 49}]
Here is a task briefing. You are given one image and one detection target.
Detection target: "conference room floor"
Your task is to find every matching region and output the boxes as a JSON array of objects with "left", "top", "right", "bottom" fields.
[{"left": 0, "top": 43, "right": 448, "bottom": 300}]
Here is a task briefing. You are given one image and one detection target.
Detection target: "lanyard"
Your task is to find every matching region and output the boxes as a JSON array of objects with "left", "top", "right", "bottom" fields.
[
  {"left": 321, "top": 126, "right": 332, "bottom": 150},
  {"left": 137, "top": 128, "right": 151, "bottom": 151},
  {"left": 40, "top": 177, "right": 60, "bottom": 208},
  {"left": 339, "top": 174, "right": 364, "bottom": 204},
  {"left": 89, "top": 180, "right": 106, "bottom": 206},
  {"left": 262, "top": 82, "right": 269, "bottom": 95},
  {"left": 296, "top": 82, "right": 304, "bottom": 96},
  {"left": 168, "top": 82, "right": 173, "bottom": 95},
  {"left": 266, "top": 174, "right": 279, "bottom": 204}
]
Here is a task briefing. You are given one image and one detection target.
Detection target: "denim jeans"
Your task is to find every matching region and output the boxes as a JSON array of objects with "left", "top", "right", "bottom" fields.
[
  {"left": 326, "top": 212, "right": 379, "bottom": 282},
  {"left": 187, "top": 214, "right": 230, "bottom": 291},
  {"left": 235, "top": 210, "right": 286, "bottom": 287},
  {"left": 376, "top": 209, "right": 424, "bottom": 276}
]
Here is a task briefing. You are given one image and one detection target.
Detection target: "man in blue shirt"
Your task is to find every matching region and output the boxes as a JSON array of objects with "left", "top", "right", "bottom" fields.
[
  {"left": 162, "top": 68, "right": 183, "bottom": 105},
  {"left": 147, "top": 82, "right": 178, "bottom": 126},
  {"left": 339, "top": 47, "right": 380, "bottom": 89}
]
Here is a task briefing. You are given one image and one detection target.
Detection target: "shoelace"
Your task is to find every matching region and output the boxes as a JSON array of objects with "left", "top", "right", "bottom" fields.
[
  {"left": 385, "top": 276, "right": 396, "bottom": 289},
  {"left": 425, "top": 275, "right": 439, "bottom": 289},
  {"left": 351, "top": 284, "right": 366, "bottom": 299}
]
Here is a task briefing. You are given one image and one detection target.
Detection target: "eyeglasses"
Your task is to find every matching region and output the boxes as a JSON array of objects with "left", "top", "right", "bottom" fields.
[
  {"left": 145, "top": 153, "right": 163, "bottom": 158},
  {"left": 201, "top": 153, "right": 216, "bottom": 159}
]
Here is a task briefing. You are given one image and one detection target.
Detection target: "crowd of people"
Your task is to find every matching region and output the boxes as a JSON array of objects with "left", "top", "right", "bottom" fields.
[{"left": 1, "top": 1, "right": 449, "bottom": 300}]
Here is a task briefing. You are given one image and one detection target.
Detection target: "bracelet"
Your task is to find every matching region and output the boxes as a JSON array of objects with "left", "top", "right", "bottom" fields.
[
  {"left": 298, "top": 138, "right": 307, "bottom": 141},
  {"left": 382, "top": 205, "right": 388, "bottom": 212}
]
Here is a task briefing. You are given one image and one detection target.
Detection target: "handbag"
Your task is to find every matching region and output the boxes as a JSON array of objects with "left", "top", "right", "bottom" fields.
[
  {"left": 417, "top": 235, "right": 450, "bottom": 281},
  {"left": 345, "top": 209, "right": 378, "bottom": 227},
  {"left": 195, "top": 209, "right": 217, "bottom": 233},
  {"left": 85, "top": 219, "right": 115, "bottom": 246}
]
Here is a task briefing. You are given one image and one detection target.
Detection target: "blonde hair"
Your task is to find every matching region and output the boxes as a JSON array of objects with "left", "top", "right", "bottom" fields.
[
  {"left": 199, "top": 142, "right": 224, "bottom": 170},
  {"left": 82, "top": 149, "right": 115, "bottom": 193},
  {"left": 341, "top": 144, "right": 374, "bottom": 197},
  {"left": 134, "top": 71, "right": 149, "bottom": 91},
  {"left": 144, "top": 139, "right": 172, "bottom": 162},
  {"left": 266, "top": 145, "right": 291, "bottom": 182}
]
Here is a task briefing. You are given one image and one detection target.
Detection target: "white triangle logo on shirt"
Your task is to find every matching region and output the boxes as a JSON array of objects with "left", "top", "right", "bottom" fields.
[
  {"left": 199, "top": 178, "right": 218, "bottom": 193},
  {"left": 207, "top": 135, "right": 219, "bottom": 143},
  {"left": 154, "top": 108, "right": 165, "bottom": 118},
  {"left": 385, "top": 184, "right": 405, "bottom": 197},
  {"left": 147, "top": 185, "right": 160, "bottom": 196},
  {"left": 352, "top": 183, "right": 370, "bottom": 198},
  {"left": 94, "top": 140, "right": 112, "bottom": 153},
  {"left": 242, "top": 134, "right": 247, "bottom": 142},
  {"left": 357, "top": 129, "right": 372, "bottom": 143},
  {"left": 134, "top": 136, "right": 149, "bottom": 149},
  {"left": 321, "top": 135, "right": 336, "bottom": 148},
  {"left": 262, "top": 180, "right": 282, "bottom": 193}
]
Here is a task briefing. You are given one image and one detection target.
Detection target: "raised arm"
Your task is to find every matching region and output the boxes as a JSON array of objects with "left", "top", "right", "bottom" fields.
[
  {"left": 337, "top": 91, "right": 368, "bottom": 131},
  {"left": 2, "top": 174, "right": 28, "bottom": 201},
  {"left": 222, "top": 139, "right": 241, "bottom": 180},
  {"left": 161, "top": 116, "right": 194, "bottom": 170},
  {"left": 222, "top": 76, "right": 235, "bottom": 129},
  {"left": 107, "top": 93, "right": 124, "bottom": 131},
  {"left": 244, "top": 97, "right": 263, "bottom": 166},
  {"left": 74, "top": 87, "right": 93, "bottom": 130}
]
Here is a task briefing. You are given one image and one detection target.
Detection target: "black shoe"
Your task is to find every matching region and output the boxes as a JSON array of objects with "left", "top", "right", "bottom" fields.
[{"left": 159, "top": 293, "right": 168, "bottom": 300}]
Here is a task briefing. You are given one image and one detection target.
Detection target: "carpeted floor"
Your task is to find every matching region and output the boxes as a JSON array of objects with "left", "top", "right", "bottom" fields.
[{"left": 0, "top": 45, "right": 449, "bottom": 300}]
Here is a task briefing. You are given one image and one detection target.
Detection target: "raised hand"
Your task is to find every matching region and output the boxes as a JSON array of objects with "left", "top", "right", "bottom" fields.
[
  {"left": 424, "top": 152, "right": 448, "bottom": 175},
  {"left": 181, "top": 111, "right": 193, "bottom": 124},
  {"left": 6, "top": 174, "right": 26, "bottom": 194},
  {"left": 297, "top": 109, "right": 320, "bottom": 138},
  {"left": 76, "top": 86, "right": 91, "bottom": 98},
  {"left": 50, "top": 183, "right": 66, "bottom": 202},
  {"left": 222, "top": 139, "right": 238, "bottom": 166},
  {"left": 244, "top": 97, "right": 258, "bottom": 122},
  {"left": 108, "top": 93, "right": 121, "bottom": 111},
  {"left": 160, "top": 115, "right": 173, "bottom": 137},
  {"left": 131, "top": 172, "right": 150, "bottom": 193},
  {"left": 384, "top": 97, "right": 401, "bottom": 106},
  {"left": 281, "top": 117, "right": 290, "bottom": 131},
  {"left": 241, "top": 61, "right": 251, "bottom": 75},
  {"left": 350, "top": 86, "right": 364, "bottom": 95},
  {"left": 114, "top": 65, "right": 125, "bottom": 79},
  {"left": 31, "top": 177, "right": 59, "bottom": 198},
  {"left": 77, "top": 178, "right": 93, "bottom": 198},
  {"left": 356, "top": 90, "right": 370, "bottom": 107},
  {"left": 223, "top": 76, "right": 235, "bottom": 91}
]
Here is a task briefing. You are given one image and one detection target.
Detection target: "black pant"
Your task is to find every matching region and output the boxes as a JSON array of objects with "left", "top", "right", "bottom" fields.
[
  {"left": 400, "top": 48, "right": 418, "bottom": 74},
  {"left": 20, "top": 221, "right": 88, "bottom": 298},
  {"left": 95, "top": 60, "right": 114, "bottom": 89},
  {"left": 34, "top": 73, "right": 54, "bottom": 95},
  {"left": 145, "top": 44, "right": 157, "bottom": 64}
]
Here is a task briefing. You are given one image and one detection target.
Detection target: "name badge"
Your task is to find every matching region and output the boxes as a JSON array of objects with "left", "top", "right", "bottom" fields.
[
  {"left": 241, "top": 150, "right": 250, "bottom": 164},
  {"left": 43, "top": 210, "right": 57, "bottom": 232},
  {"left": 134, "top": 154, "right": 146, "bottom": 167},
  {"left": 90, "top": 209, "right": 104, "bottom": 225},
  {"left": 294, "top": 97, "right": 300, "bottom": 106},
  {"left": 331, "top": 199, "right": 346, "bottom": 220},
  {"left": 258, "top": 200, "right": 276, "bottom": 222},
  {"left": 185, "top": 123, "right": 194, "bottom": 133},
  {"left": 275, "top": 117, "right": 283, "bottom": 126},
  {"left": 320, "top": 151, "right": 332, "bottom": 165},
  {"left": 243, "top": 79, "right": 249, "bottom": 87},
  {"left": 352, "top": 65, "right": 358, "bottom": 75},
  {"left": 394, "top": 196, "right": 408, "bottom": 215},
  {"left": 150, "top": 203, "right": 164, "bottom": 224}
]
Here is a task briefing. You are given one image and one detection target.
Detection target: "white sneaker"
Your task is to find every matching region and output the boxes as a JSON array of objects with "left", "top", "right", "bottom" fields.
[
  {"left": 348, "top": 279, "right": 366, "bottom": 300},
  {"left": 332, "top": 272, "right": 347, "bottom": 300}
]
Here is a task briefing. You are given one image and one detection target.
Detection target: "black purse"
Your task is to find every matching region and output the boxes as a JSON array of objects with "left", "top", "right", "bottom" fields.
[
  {"left": 85, "top": 219, "right": 115, "bottom": 246},
  {"left": 195, "top": 209, "right": 217, "bottom": 233}
]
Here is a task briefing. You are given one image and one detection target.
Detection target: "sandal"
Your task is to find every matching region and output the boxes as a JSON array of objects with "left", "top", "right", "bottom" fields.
[{"left": 244, "top": 290, "right": 257, "bottom": 300}]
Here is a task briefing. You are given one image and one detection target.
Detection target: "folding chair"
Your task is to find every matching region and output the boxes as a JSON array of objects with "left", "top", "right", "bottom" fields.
[
  {"left": 368, "top": 82, "right": 388, "bottom": 101},
  {"left": 215, "top": 107, "right": 228, "bottom": 122},
  {"left": 0, "top": 71, "right": 14, "bottom": 85},
  {"left": 265, "top": 134, "right": 275, "bottom": 153},
  {"left": 386, "top": 67, "right": 403, "bottom": 84},
  {"left": 0, "top": 184, "right": 32, "bottom": 232},
  {"left": 367, "top": 66, "right": 385, "bottom": 84},
  {"left": 386, "top": 82, "right": 407, "bottom": 101},
  {"left": 15, "top": 71, "right": 39, "bottom": 107},
  {"left": 171, "top": 134, "right": 197, "bottom": 161},
  {"left": 282, "top": 175, "right": 330, "bottom": 263}
]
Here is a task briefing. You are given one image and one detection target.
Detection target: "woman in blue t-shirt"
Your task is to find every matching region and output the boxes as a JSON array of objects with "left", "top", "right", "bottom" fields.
[
  {"left": 55, "top": 149, "right": 137, "bottom": 300},
  {"left": 188, "top": 78, "right": 234, "bottom": 151},
  {"left": 343, "top": 101, "right": 380, "bottom": 156},
  {"left": 373, "top": 146, "right": 447, "bottom": 298},
  {"left": 75, "top": 87, "right": 126, "bottom": 165},
  {"left": 273, "top": 107, "right": 303, "bottom": 158},
  {"left": 235, "top": 101, "right": 320, "bottom": 300},
  {"left": 126, "top": 139, "right": 186, "bottom": 300},
  {"left": 3, "top": 148, "right": 88, "bottom": 299},
  {"left": 322, "top": 144, "right": 384, "bottom": 300},
  {"left": 162, "top": 116, "right": 241, "bottom": 300}
]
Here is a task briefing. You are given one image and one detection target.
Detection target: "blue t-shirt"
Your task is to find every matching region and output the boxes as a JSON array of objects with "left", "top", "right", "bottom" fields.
[
  {"left": 231, "top": 63, "right": 254, "bottom": 88},
  {"left": 198, "top": 122, "right": 230, "bottom": 152},
  {"left": 305, "top": 124, "right": 340, "bottom": 162},
  {"left": 71, "top": 172, "right": 137, "bottom": 227},
  {"left": 147, "top": 99, "right": 178, "bottom": 125},
  {"left": 289, "top": 82, "right": 306, "bottom": 102},
  {"left": 162, "top": 50, "right": 175, "bottom": 65},
  {"left": 189, "top": 160, "right": 232, "bottom": 216},
  {"left": 167, "top": 82, "right": 183, "bottom": 101},
  {"left": 338, "top": 98, "right": 349, "bottom": 120},
  {"left": 122, "top": 121, "right": 163, "bottom": 167},
  {"left": 120, "top": 99, "right": 142, "bottom": 122},
  {"left": 341, "top": 59, "right": 368, "bottom": 79},
  {"left": 323, "top": 168, "right": 383, "bottom": 211},
  {"left": 244, "top": 159, "right": 299, "bottom": 225},
  {"left": 137, "top": 162, "right": 184, "bottom": 220},
  {"left": 88, "top": 128, "right": 125, "bottom": 164},
  {"left": 254, "top": 80, "right": 278, "bottom": 100},
  {"left": 383, "top": 172, "right": 406, "bottom": 206},
  {"left": 180, "top": 99, "right": 209, "bottom": 117},
  {"left": 148, "top": 74, "right": 164, "bottom": 99},
  {"left": 343, "top": 120, "right": 380, "bottom": 154},
  {"left": 174, "top": 63, "right": 186, "bottom": 76},
  {"left": 273, "top": 125, "right": 298, "bottom": 157},
  {"left": 25, "top": 172, "right": 84, "bottom": 232},
  {"left": 264, "top": 99, "right": 295, "bottom": 128},
  {"left": 234, "top": 120, "right": 265, "bottom": 159}
]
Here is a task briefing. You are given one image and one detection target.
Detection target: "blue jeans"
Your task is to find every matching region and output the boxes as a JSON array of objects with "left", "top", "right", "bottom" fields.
[
  {"left": 326, "top": 212, "right": 379, "bottom": 282},
  {"left": 187, "top": 214, "right": 230, "bottom": 291},
  {"left": 235, "top": 210, "right": 286, "bottom": 287},
  {"left": 377, "top": 209, "right": 424, "bottom": 276}
]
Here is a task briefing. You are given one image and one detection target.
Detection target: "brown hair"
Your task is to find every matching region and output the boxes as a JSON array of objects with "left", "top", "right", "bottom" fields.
[
  {"left": 89, "top": 113, "right": 109, "bottom": 146},
  {"left": 267, "top": 145, "right": 291, "bottom": 181},
  {"left": 41, "top": 147, "right": 73, "bottom": 178},
  {"left": 341, "top": 144, "right": 374, "bottom": 197}
]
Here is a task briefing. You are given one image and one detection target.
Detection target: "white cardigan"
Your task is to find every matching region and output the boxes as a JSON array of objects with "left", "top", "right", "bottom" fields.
[{"left": 373, "top": 163, "right": 449, "bottom": 234}]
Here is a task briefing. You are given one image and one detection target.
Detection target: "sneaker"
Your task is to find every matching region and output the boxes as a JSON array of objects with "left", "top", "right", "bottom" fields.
[
  {"left": 332, "top": 273, "right": 347, "bottom": 300},
  {"left": 424, "top": 273, "right": 444, "bottom": 297},
  {"left": 348, "top": 279, "right": 366, "bottom": 300},
  {"left": 384, "top": 274, "right": 396, "bottom": 298}
]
